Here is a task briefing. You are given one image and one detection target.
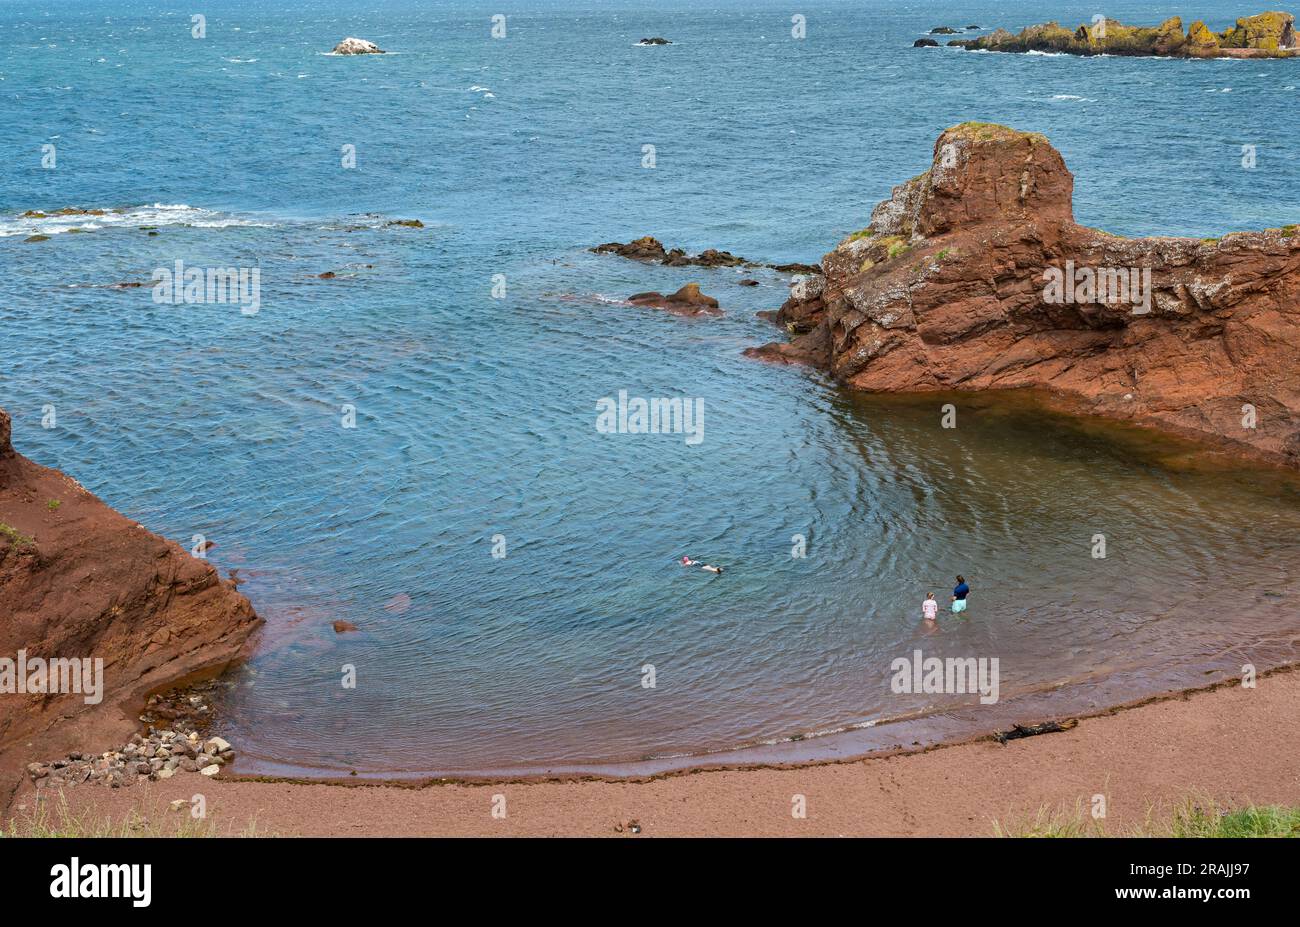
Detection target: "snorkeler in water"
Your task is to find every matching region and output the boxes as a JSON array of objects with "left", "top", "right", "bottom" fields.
[{"left": 681, "top": 556, "right": 723, "bottom": 574}]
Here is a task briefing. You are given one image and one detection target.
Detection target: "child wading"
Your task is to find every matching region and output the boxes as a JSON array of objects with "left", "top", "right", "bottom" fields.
[{"left": 922, "top": 592, "right": 938, "bottom": 621}]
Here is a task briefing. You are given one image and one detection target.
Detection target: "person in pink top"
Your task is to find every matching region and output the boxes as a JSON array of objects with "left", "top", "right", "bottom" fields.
[{"left": 922, "top": 592, "right": 939, "bottom": 621}]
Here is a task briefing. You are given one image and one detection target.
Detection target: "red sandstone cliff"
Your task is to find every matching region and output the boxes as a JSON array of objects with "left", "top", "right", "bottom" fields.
[
  {"left": 0, "top": 407, "right": 260, "bottom": 812},
  {"left": 749, "top": 122, "right": 1300, "bottom": 466}
]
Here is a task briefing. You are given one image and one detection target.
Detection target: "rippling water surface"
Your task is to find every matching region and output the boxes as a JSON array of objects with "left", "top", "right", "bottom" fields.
[{"left": 3, "top": 0, "right": 1300, "bottom": 775}]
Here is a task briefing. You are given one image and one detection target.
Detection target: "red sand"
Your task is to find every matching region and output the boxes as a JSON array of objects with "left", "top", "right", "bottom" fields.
[{"left": 14, "top": 668, "right": 1299, "bottom": 837}]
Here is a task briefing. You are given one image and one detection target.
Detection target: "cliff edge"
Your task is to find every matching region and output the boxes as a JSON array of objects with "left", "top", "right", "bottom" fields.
[{"left": 0, "top": 407, "right": 261, "bottom": 813}]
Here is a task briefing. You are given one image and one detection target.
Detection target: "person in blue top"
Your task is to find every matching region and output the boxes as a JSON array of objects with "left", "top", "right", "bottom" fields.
[{"left": 950, "top": 575, "right": 970, "bottom": 614}]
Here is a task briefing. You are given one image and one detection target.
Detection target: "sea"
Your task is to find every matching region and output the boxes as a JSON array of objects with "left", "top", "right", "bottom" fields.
[{"left": 3, "top": 0, "right": 1299, "bottom": 776}]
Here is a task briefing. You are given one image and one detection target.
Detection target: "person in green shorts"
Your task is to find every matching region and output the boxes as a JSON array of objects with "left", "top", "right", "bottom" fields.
[{"left": 951, "top": 575, "right": 970, "bottom": 614}]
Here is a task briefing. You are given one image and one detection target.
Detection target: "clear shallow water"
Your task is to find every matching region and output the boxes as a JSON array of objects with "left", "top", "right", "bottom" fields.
[{"left": 2, "top": 0, "right": 1300, "bottom": 776}]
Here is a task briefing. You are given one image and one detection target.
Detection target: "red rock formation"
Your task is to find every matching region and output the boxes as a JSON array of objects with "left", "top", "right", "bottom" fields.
[
  {"left": 0, "top": 407, "right": 261, "bottom": 812},
  {"left": 628, "top": 283, "right": 723, "bottom": 317},
  {"left": 748, "top": 123, "right": 1300, "bottom": 466}
]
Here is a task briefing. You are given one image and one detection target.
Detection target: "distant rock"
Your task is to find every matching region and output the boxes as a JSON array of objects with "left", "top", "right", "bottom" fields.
[
  {"left": 930, "top": 27, "right": 958, "bottom": 35},
  {"left": 913, "top": 38, "right": 940, "bottom": 47},
  {"left": 331, "top": 37, "right": 385, "bottom": 55},
  {"left": 593, "top": 237, "right": 823, "bottom": 275},
  {"left": 637, "top": 37, "right": 672, "bottom": 46},
  {"left": 333, "top": 620, "right": 359, "bottom": 634},
  {"left": 386, "top": 218, "right": 423, "bottom": 228},
  {"left": 950, "top": 11, "right": 1298, "bottom": 57},
  {"left": 627, "top": 283, "right": 722, "bottom": 317},
  {"left": 738, "top": 279, "right": 760, "bottom": 287},
  {"left": 966, "top": 25, "right": 981, "bottom": 30}
]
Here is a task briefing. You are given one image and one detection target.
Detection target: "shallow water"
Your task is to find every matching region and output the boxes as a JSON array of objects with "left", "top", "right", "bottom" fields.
[{"left": 2, "top": 0, "right": 1299, "bottom": 776}]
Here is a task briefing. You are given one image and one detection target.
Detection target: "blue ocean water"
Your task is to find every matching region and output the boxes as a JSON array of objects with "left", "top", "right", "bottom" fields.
[{"left": 3, "top": 0, "right": 1300, "bottom": 775}]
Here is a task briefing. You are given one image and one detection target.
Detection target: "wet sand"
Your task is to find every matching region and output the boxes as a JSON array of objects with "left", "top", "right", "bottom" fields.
[{"left": 15, "top": 667, "right": 1300, "bottom": 837}]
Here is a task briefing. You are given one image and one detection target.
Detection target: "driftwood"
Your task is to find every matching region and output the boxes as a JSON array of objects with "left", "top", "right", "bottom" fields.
[{"left": 993, "top": 719, "right": 1078, "bottom": 744}]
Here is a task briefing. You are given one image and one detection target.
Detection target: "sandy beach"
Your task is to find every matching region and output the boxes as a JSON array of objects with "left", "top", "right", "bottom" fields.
[{"left": 13, "top": 666, "right": 1298, "bottom": 837}]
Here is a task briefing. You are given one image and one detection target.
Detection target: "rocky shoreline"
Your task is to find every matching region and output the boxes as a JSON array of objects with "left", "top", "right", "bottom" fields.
[
  {"left": 0, "top": 407, "right": 260, "bottom": 815},
  {"left": 746, "top": 122, "right": 1300, "bottom": 469},
  {"left": 947, "top": 11, "right": 1298, "bottom": 58},
  {"left": 26, "top": 684, "right": 236, "bottom": 791}
]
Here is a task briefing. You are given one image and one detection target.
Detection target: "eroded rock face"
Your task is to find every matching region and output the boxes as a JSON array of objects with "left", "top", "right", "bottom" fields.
[
  {"left": 747, "top": 123, "right": 1300, "bottom": 466},
  {"left": 332, "top": 37, "right": 385, "bottom": 55},
  {"left": 0, "top": 407, "right": 261, "bottom": 812},
  {"left": 952, "top": 11, "right": 1298, "bottom": 57}
]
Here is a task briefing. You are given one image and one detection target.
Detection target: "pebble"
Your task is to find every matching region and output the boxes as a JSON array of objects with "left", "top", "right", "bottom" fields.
[{"left": 25, "top": 681, "right": 236, "bottom": 791}]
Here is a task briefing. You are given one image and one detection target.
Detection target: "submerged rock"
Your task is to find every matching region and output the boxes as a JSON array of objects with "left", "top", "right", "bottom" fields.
[
  {"left": 627, "top": 283, "right": 722, "bottom": 317},
  {"left": 747, "top": 122, "right": 1300, "bottom": 467},
  {"left": 593, "top": 237, "right": 823, "bottom": 275},
  {"left": 637, "top": 37, "right": 672, "bottom": 46},
  {"left": 332, "top": 37, "right": 385, "bottom": 55}
]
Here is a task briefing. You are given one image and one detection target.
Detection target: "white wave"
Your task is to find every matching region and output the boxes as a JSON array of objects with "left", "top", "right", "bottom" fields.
[{"left": 0, "top": 203, "right": 276, "bottom": 237}]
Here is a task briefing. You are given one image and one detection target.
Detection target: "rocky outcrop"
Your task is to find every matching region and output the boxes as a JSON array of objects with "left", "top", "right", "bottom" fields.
[
  {"left": 951, "top": 11, "right": 1298, "bottom": 57},
  {"left": 593, "top": 236, "right": 821, "bottom": 275},
  {"left": 628, "top": 283, "right": 722, "bottom": 316},
  {"left": 637, "top": 37, "right": 672, "bottom": 46},
  {"left": 747, "top": 123, "right": 1300, "bottom": 466},
  {"left": 0, "top": 407, "right": 261, "bottom": 813},
  {"left": 331, "top": 37, "right": 385, "bottom": 55}
]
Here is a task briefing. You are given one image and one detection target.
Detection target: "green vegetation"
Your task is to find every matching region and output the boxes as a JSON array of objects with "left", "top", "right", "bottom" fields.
[
  {"left": 46, "top": 499, "right": 60, "bottom": 512},
  {"left": 0, "top": 523, "right": 35, "bottom": 548},
  {"left": 995, "top": 800, "right": 1300, "bottom": 837},
  {"left": 885, "top": 238, "right": 911, "bottom": 260},
  {"left": 845, "top": 227, "right": 875, "bottom": 244},
  {"left": 1280, "top": 224, "right": 1297, "bottom": 237}
]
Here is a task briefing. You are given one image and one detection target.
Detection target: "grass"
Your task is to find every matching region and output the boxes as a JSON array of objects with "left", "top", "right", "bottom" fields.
[
  {"left": 2, "top": 792, "right": 267, "bottom": 838},
  {"left": 995, "top": 799, "right": 1300, "bottom": 837},
  {"left": 0, "top": 522, "right": 35, "bottom": 548},
  {"left": 46, "top": 499, "right": 60, "bottom": 512}
]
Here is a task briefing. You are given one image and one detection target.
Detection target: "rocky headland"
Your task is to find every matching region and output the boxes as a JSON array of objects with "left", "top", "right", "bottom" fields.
[
  {"left": 747, "top": 123, "right": 1300, "bottom": 467},
  {"left": 0, "top": 407, "right": 261, "bottom": 813},
  {"left": 950, "top": 11, "right": 1298, "bottom": 57}
]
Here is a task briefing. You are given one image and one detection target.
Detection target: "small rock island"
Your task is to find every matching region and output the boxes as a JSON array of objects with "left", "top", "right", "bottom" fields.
[{"left": 331, "top": 37, "right": 386, "bottom": 55}]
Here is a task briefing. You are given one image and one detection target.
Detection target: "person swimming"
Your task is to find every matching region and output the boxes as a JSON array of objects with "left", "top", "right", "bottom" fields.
[{"left": 681, "top": 556, "right": 723, "bottom": 574}]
